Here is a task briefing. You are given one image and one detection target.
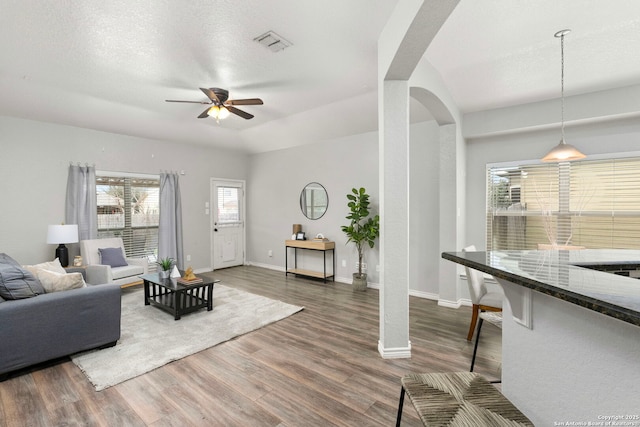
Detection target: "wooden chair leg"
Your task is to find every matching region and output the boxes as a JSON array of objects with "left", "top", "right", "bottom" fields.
[
  {"left": 396, "top": 386, "right": 406, "bottom": 427},
  {"left": 467, "top": 304, "right": 480, "bottom": 341}
]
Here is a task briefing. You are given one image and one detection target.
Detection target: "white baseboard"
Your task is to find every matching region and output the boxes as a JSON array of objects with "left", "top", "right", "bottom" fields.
[
  {"left": 378, "top": 340, "right": 412, "bottom": 359},
  {"left": 410, "top": 289, "right": 439, "bottom": 300},
  {"left": 246, "top": 261, "right": 284, "bottom": 272},
  {"left": 243, "top": 262, "right": 470, "bottom": 309}
]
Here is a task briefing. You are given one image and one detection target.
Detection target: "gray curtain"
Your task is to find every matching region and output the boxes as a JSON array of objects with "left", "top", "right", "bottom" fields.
[
  {"left": 65, "top": 165, "right": 98, "bottom": 241},
  {"left": 158, "top": 172, "right": 184, "bottom": 269}
]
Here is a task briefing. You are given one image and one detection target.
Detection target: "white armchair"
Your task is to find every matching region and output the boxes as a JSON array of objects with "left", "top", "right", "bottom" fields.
[{"left": 80, "top": 238, "right": 148, "bottom": 287}]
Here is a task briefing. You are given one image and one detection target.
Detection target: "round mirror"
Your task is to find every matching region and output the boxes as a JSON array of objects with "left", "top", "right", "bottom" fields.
[{"left": 300, "top": 182, "right": 328, "bottom": 220}]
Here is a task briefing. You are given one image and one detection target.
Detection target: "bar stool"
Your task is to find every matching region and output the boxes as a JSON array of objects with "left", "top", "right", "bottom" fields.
[{"left": 395, "top": 372, "right": 533, "bottom": 426}]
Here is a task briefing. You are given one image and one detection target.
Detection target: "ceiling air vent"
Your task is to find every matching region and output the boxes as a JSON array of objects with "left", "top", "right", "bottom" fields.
[{"left": 254, "top": 31, "right": 292, "bottom": 52}]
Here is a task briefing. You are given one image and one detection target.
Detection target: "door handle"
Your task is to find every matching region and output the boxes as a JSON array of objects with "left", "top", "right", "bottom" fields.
[{"left": 214, "top": 228, "right": 218, "bottom": 232}]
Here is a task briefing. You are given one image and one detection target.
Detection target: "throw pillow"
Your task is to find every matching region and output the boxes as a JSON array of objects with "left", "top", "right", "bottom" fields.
[
  {"left": 99, "top": 247, "right": 128, "bottom": 268},
  {"left": 22, "top": 258, "right": 67, "bottom": 275},
  {"left": 0, "top": 253, "right": 21, "bottom": 268},
  {"left": 0, "top": 266, "right": 45, "bottom": 299},
  {"left": 34, "top": 269, "right": 86, "bottom": 293}
]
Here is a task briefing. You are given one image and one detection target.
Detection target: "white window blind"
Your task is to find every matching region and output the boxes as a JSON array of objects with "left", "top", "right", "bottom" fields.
[
  {"left": 217, "top": 186, "right": 240, "bottom": 223},
  {"left": 487, "top": 155, "right": 640, "bottom": 250},
  {"left": 96, "top": 173, "right": 160, "bottom": 264}
]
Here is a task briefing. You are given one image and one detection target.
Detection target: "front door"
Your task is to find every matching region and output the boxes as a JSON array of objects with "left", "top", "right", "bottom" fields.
[{"left": 211, "top": 179, "right": 245, "bottom": 270}]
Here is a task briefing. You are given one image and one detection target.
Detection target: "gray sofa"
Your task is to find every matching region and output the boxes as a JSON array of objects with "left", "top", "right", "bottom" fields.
[{"left": 0, "top": 253, "right": 121, "bottom": 378}]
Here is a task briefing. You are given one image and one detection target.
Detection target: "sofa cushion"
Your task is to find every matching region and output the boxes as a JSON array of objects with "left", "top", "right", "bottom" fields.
[
  {"left": 23, "top": 258, "right": 67, "bottom": 275},
  {"left": 0, "top": 266, "right": 45, "bottom": 299},
  {"left": 32, "top": 269, "right": 86, "bottom": 293},
  {"left": 111, "top": 264, "right": 144, "bottom": 280},
  {"left": 99, "top": 247, "right": 128, "bottom": 268}
]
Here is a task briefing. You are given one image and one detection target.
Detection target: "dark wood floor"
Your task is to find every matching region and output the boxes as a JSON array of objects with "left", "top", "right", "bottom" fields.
[{"left": 0, "top": 266, "right": 501, "bottom": 427}]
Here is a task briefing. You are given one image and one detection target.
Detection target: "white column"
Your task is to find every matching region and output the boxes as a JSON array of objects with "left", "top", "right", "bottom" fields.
[{"left": 378, "top": 79, "right": 411, "bottom": 358}]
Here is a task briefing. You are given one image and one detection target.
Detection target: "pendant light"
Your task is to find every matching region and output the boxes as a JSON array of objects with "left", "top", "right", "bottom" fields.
[{"left": 541, "top": 29, "right": 586, "bottom": 162}]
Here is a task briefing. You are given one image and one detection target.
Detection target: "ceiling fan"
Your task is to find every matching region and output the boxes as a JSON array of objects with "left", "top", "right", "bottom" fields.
[{"left": 165, "top": 88, "right": 263, "bottom": 120}]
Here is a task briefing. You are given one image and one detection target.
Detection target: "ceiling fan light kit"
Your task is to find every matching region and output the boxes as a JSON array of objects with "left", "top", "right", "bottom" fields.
[
  {"left": 207, "top": 105, "right": 230, "bottom": 121},
  {"left": 542, "top": 29, "right": 587, "bottom": 162},
  {"left": 166, "top": 87, "right": 263, "bottom": 122}
]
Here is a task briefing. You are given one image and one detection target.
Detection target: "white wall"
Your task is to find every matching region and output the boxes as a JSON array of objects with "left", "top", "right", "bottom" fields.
[
  {"left": 409, "top": 121, "right": 441, "bottom": 298},
  {"left": 246, "top": 122, "right": 440, "bottom": 296},
  {"left": 2, "top": 112, "right": 454, "bottom": 298},
  {"left": 246, "top": 130, "right": 380, "bottom": 284},
  {"left": 0, "top": 115, "right": 248, "bottom": 268}
]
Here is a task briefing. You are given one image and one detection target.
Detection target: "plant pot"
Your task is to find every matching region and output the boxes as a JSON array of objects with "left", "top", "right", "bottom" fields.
[
  {"left": 352, "top": 273, "right": 368, "bottom": 291},
  {"left": 159, "top": 270, "right": 170, "bottom": 279}
]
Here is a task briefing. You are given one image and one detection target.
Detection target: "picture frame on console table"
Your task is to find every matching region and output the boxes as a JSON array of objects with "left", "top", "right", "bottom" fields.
[{"left": 296, "top": 232, "right": 306, "bottom": 240}]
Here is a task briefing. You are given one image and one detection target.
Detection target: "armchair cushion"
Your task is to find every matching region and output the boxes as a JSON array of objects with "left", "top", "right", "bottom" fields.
[
  {"left": 99, "top": 247, "right": 128, "bottom": 268},
  {"left": 111, "top": 264, "right": 144, "bottom": 280}
]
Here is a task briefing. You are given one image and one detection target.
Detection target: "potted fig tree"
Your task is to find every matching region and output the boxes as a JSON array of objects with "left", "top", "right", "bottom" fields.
[{"left": 341, "top": 187, "right": 380, "bottom": 290}]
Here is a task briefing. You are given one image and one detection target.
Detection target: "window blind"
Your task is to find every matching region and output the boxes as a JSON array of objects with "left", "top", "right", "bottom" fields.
[
  {"left": 486, "top": 155, "right": 640, "bottom": 250},
  {"left": 96, "top": 174, "right": 160, "bottom": 265}
]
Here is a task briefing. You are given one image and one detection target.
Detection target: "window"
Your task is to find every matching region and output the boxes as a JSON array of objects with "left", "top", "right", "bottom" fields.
[
  {"left": 217, "top": 186, "right": 240, "bottom": 223},
  {"left": 486, "top": 154, "right": 640, "bottom": 250},
  {"left": 96, "top": 172, "right": 160, "bottom": 263}
]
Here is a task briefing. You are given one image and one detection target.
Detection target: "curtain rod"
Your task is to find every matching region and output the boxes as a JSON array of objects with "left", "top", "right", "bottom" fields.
[
  {"left": 69, "top": 162, "right": 96, "bottom": 168},
  {"left": 96, "top": 169, "right": 159, "bottom": 179}
]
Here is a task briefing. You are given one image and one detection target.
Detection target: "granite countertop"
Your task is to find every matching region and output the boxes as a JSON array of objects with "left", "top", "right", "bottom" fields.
[{"left": 442, "top": 249, "right": 640, "bottom": 327}]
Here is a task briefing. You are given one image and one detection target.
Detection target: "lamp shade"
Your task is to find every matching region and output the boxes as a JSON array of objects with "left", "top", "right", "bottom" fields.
[
  {"left": 541, "top": 140, "right": 587, "bottom": 162},
  {"left": 46, "top": 224, "right": 79, "bottom": 244}
]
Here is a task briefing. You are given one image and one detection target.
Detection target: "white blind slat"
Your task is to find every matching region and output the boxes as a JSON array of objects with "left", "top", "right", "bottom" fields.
[
  {"left": 487, "top": 156, "right": 640, "bottom": 250},
  {"left": 96, "top": 174, "right": 160, "bottom": 266}
]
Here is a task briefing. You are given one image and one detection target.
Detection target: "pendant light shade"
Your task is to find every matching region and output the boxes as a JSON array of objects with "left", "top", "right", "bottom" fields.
[
  {"left": 541, "top": 139, "right": 586, "bottom": 162},
  {"left": 541, "top": 29, "right": 586, "bottom": 162}
]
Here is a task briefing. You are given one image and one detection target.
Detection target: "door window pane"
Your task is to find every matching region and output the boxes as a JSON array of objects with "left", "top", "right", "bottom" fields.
[{"left": 217, "top": 187, "right": 240, "bottom": 223}]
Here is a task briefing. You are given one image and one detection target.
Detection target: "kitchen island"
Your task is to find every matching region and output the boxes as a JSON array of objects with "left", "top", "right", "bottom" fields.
[{"left": 442, "top": 249, "right": 640, "bottom": 426}]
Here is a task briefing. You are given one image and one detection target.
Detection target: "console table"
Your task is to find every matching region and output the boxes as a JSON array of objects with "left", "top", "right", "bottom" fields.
[{"left": 285, "top": 239, "right": 335, "bottom": 282}]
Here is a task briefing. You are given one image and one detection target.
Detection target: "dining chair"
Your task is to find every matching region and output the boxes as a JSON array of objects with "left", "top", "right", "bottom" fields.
[
  {"left": 462, "top": 245, "right": 503, "bottom": 341},
  {"left": 470, "top": 311, "right": 503, "bottom": 374}
]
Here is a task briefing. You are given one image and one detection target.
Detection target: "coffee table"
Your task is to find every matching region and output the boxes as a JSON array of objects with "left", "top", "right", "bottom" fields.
[{"left": 140, "top": 273, "right": 218, "bottom": 320}]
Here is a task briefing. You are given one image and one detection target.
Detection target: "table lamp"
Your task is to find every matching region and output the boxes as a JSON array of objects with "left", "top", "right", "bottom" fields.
[{"left": 46, "top": 224, "right": 79, "bottom": 267}]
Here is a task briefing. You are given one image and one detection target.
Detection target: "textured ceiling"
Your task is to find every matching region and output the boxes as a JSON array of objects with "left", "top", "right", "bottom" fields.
[
  {"left": 2, "top": 0, "right": 640, "bottom": 153},
  {"left": 427, "top": 0, "right": 640, "bottom": 112}
]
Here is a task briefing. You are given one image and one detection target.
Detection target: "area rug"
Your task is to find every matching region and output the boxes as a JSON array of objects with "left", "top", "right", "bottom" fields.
[{"left": 71, "top": 284, "right": 304, "bottom": 391}]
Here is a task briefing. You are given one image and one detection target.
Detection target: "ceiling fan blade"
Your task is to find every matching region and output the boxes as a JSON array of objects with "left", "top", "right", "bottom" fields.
[
  {"left": 226, "top": 98, "right": 263, "bottom": 106},
  {"left": 200, "top": 88, "right": 220, "bottom": 104},
  {"left": 227, "top": 106, "right": 254, "bottom": 120},
  {"left": 197, "top": 107, "right": 211, "bottom": 119},
  {"left": 165, "top": 99, "right": 212, "bottom": 104}
]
